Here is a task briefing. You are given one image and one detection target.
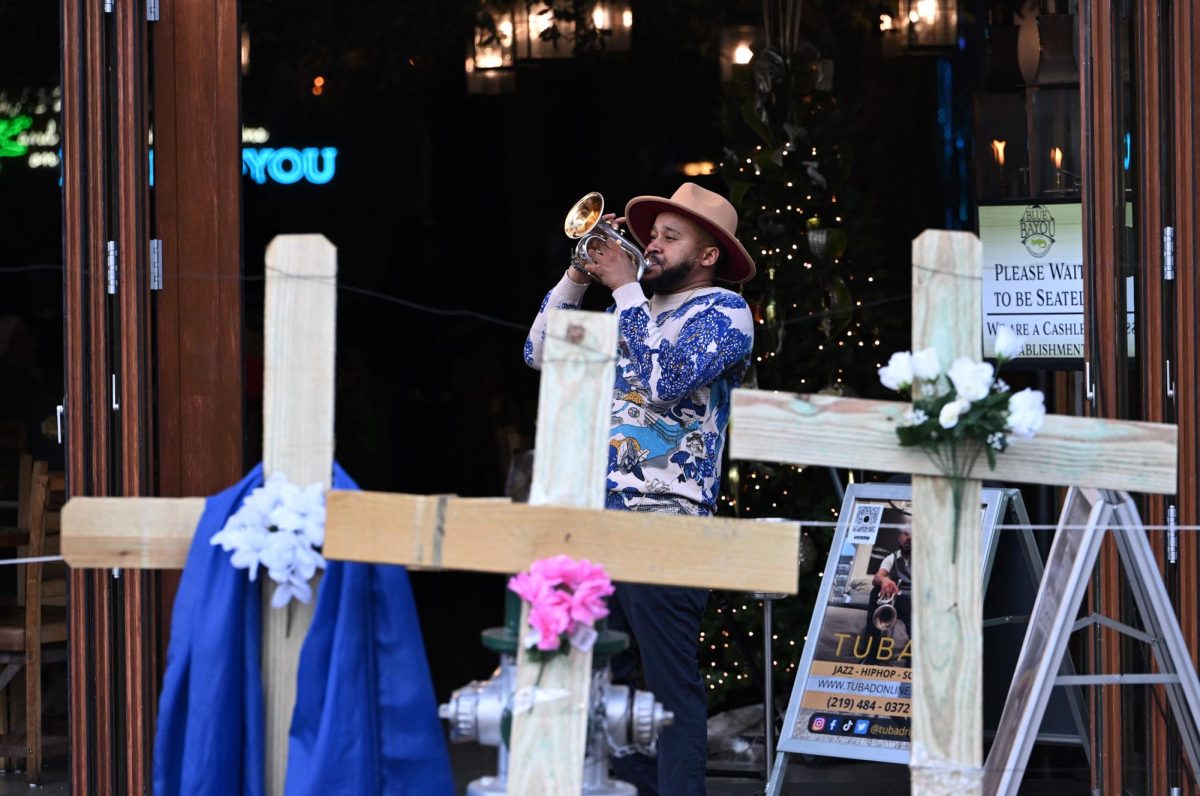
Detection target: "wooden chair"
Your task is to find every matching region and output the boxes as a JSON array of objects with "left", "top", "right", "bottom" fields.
[{"left": 0, "top": 460, "right": 68, "bottom": 781}]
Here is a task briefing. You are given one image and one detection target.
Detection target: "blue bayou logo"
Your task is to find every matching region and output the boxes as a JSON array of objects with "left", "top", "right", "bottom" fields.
[{"left": 1019, "top": 204, "right": 1056, "bottom": 258}]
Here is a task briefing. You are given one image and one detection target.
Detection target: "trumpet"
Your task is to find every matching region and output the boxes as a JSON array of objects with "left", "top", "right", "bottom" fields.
[
  {"left": 564, "top": 192, "right": 646, "bottom": 281},
  {"left": 873, "top": 594, "right": 898, "bottom": 632}
]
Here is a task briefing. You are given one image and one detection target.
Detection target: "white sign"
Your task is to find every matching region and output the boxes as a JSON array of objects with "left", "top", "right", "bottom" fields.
[{"left": 980, "top": 203, "right": 1135, "bottom": 360}]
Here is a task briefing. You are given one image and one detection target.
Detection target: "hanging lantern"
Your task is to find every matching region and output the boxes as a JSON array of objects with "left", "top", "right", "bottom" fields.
[
  {"left": 466, "top": 3, "right": 517, "bottom": 94},
  {"left": 514, "top": 2, "right": 573, "bottom": 59},
  {"left": 588, "top": 1, "right": 633, "bottom": 52},
  {"left": 514, "top": 1, "right": 633, "bottom": 59},
  {"left": 880, "top": 0, "right": 958, "bottom": 56},
  {"left": 719, "top": 25, "right": 760, "bottom": 83},
  {"left": 806, "top": 228, "right": 830, "bottom": 259}
]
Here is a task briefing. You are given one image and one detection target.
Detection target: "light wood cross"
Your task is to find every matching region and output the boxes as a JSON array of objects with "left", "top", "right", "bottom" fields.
[
  {"left": 320, "top": 308, "right": 801, "bottom": 790},
  {"left": 730, "top": 230, "right": 1178, "bottom": 794},
  {"left": 60, "top": 236, "right": 802, "bottom": 791},
  {"left": 62, "top": 235, "right": 336, "bottom": 795}
]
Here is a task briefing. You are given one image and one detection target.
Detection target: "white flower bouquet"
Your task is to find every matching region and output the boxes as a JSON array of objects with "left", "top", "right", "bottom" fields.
[
  {"left": 210, "top": 471, "right": 327, "bottom": 608},
  {"left": 879, "top": 325, "right": 1047, "bottom": 558}
]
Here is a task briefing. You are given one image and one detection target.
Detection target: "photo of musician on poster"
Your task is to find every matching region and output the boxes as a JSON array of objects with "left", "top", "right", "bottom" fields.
[{"left": 778, "top": 483, "right": 1006, "bottom": 763}]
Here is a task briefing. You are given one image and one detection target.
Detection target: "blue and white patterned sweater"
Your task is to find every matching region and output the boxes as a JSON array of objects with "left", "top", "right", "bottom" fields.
[{"left": 524, "top": 272, "right": 754, "bottom": 516}]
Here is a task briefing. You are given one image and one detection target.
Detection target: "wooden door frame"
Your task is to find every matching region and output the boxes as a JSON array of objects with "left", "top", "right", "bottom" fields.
[
  {"left": 1168, "top": 0, "right": 1200, "bottom": 788},
  {"left": 61, "top": 0, "right": 117, "bottom": 789},
  {"left": 61, "top": 0, "right": 244, "bottom": 791},
  {"left": 1083, "top": 0, "right": 1200, "bottom": 791}
]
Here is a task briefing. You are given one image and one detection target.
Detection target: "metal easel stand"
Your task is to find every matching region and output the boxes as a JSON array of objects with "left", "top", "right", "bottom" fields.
[
  {"left": 983, "top": 488, "right": 1200, "bottom": 796},
  {"left": 749, "top": 591, "right": 788, "bottom": 789},
  {"left": 981, "top": 490, "right": 1091, "bottom": 767}
]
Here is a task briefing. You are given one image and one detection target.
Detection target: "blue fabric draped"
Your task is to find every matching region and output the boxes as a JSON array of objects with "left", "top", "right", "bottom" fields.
[{"left": 153, "top": 464, "right": 454, "bottom": 796}]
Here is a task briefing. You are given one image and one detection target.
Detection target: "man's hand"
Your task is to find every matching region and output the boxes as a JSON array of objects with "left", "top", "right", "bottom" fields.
[
  {"left": 879, "top": 577, "right": 899, "bottom": 598},
  {"left": 584, "top": 214, "right": 639, "bottom": 291}
]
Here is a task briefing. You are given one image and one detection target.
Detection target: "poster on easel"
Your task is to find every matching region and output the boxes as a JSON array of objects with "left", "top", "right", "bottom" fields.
[{"left": 775, "top": 483, "right": 1011, "bottom": 763}]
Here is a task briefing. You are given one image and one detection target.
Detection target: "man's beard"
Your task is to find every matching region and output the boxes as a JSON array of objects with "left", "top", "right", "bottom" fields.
[{"left": 641, "top": 253, "right": 700, "bottom": 294}]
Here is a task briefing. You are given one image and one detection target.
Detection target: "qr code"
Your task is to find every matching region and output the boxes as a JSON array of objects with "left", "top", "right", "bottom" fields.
[{"left": 849, "top": 504, "right": 883, "bottom": 544}]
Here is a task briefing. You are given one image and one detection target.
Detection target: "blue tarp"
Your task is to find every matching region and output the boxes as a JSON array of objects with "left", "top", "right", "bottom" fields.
[{"left": 153, "top": 464, "right": 454, "bottom": 795}]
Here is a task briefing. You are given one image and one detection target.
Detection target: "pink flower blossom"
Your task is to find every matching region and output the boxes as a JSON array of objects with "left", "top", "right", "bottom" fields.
[
  {"left": 529, "top": 555, "right": 580, "bottom": 588},
  {"left": 528, "top": 591, "right": 572, "bottom": 650},
  {"left": 569, "top": 578, "right": 614, "bottom": 625},
  {"left": 507, "top": 571, "right": 551, "bottom": 604},
  {"left": 509, "top": 555, "right": 614, "bottom": 654}
]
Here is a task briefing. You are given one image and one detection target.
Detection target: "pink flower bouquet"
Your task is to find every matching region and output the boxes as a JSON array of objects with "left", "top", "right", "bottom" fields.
[{"left": 508, "top": 555, "right": 615, "bottom": 657}]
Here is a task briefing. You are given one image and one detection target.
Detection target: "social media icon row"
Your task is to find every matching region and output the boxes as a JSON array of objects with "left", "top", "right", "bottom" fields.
[{"left": 808, "top": 715, "right": 871, "bottom": 736}]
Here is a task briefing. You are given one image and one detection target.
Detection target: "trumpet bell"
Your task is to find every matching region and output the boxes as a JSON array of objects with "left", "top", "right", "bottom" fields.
[
  {"left": 563, "top": 190, "right": 647, "bottom": 281},
  {"left": 564, "top": 191, "right": 605, "bottom": 239},
  {"left": 873, "top": 603, "right": 897, "bottom": 632}
]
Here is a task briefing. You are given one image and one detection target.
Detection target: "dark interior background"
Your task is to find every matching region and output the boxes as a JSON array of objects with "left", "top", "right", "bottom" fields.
[{"left": 2, "top": 0, "right": 968, "bottom": 703}]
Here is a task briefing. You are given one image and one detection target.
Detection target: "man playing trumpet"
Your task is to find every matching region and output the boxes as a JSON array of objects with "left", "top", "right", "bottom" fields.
[{"left": 524, "top": 183, "right": 756, "bottom": 795}]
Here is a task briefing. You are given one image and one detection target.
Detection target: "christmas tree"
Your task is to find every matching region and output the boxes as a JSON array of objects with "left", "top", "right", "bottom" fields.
[{"left": 703, "top": 0, "right": 902, "bottom": 713}]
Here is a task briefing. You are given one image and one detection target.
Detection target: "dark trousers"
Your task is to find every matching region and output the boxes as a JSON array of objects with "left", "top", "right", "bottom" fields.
[{"left": 607, "top": 582, "right": 709, "bottom": 796}]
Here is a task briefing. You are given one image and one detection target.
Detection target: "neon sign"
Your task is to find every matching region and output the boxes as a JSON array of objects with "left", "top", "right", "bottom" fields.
[
  {"left": 0, "top": 115, "right": 32, "bottom": 158},
  {"left": 242, "top": 147, "right": 337, "bottom": 185}
]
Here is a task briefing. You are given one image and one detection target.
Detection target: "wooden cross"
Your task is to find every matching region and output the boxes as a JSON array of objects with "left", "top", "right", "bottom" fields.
[
  {"left": 321, "top": 308, "right": 801, "bottom": 789},
  {"left": 60, "top": 235, "right": 803, "bottom": 790},
  {"left": 729, "top": 230, "right": 1177, "bottom": 794},
  {"left": 62, "top": 235, "right": 337, "bottom": 795}
]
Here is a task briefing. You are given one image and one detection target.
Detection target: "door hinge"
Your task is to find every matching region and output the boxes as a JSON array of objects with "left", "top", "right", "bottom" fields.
[
  {"left": 106, "top": 240, "right": 118, "bottom": 295},
  {"left": 1167, "top": 504, "right": 1179, "bottom": 564},
  {"left": 147, "top": 0, "right": 159, "bottom": 21},
  {"left": 150, "top": 238, "right": 163, "bottom": 290},
  {"left": 104, "top": 0, "right": 114, "bottom": 12},
  {"left": 1164, "top": 226, "right": 1176, "bottom": 281},
  {"left": 111, "top": 374, "right": 120, "bottom": 411},
  {"left": 1167, "top": 359, "right": 1176, "bottom": 401},
  {"left": 55, "top": 403, "right": 64, "bottom": 445}
]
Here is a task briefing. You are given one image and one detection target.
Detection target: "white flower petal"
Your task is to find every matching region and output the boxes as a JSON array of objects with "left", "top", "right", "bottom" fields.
[
  {"left": 229, "top": 548, "right": 258, "bottom": 570},
  {"left": 271, "top": 583, "right": 295, "bottom": 608},
  {"left": 269, "top": 505, "right": 304, "bottom": 533},
  {"left": 289, "top": 580, "right": 313, "bottom": 604},
  {"left": 302, "top": 518, "right": 325, "bottom": 547},
  {"left": 994, "top": 325, "right": 1024, "bottom": 360},
  {"left": 938, "top": 398, "right": 969, "bottom": 429},
  {"left": 219, "top": 472, "right": 325, "bottom": 610},
  {"left": 1007, "top": 388, "right": 1046, "bottom": 437},
  {"left": 879, "top": 351, "right": 914, "bottom": 392},
  {"left": 910, "top": 348, "right": 941, "bottom": 380},
  {"left": 947, "top": 357, "right": 994, "bottom": 402}
]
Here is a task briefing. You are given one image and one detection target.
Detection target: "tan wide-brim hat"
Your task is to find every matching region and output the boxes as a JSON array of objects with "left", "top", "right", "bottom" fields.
[{"left": 624, "top": 182, "right": 757, "bottom": 284}]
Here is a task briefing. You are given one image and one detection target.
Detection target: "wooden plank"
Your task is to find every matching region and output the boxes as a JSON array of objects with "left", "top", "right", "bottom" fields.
[
  {"left": 983, "top": 489, "right": 1107, "bottom": 796},
  {"left": 323, "top": 492, "right": 801, "bottom": 594},
  {"left": 261, "top": 235, "right": 337, "bottom": 486},
  {"left": 908, "top": 230, "right": 984, "bottom": 796},
  {"left": 260, "top": 235, "right": 337, "bottom": 796},
  {"left": 528, "top": 309, "right": 614, "bottom": 509},
  {"left": 507, "top": 308, "right": 614, "bottom": 793},
  {"left": 508, "top": 604, "right": 593, "bottom": 794},
  {"left": 911, "top": 475, "right": 983, "bottom": 794},
  {"left": 730, "top": 391, "right": 1178, "bottom": 496},
  {"left": 61, "top": 497, "right": 203, "bottom": 568}
]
